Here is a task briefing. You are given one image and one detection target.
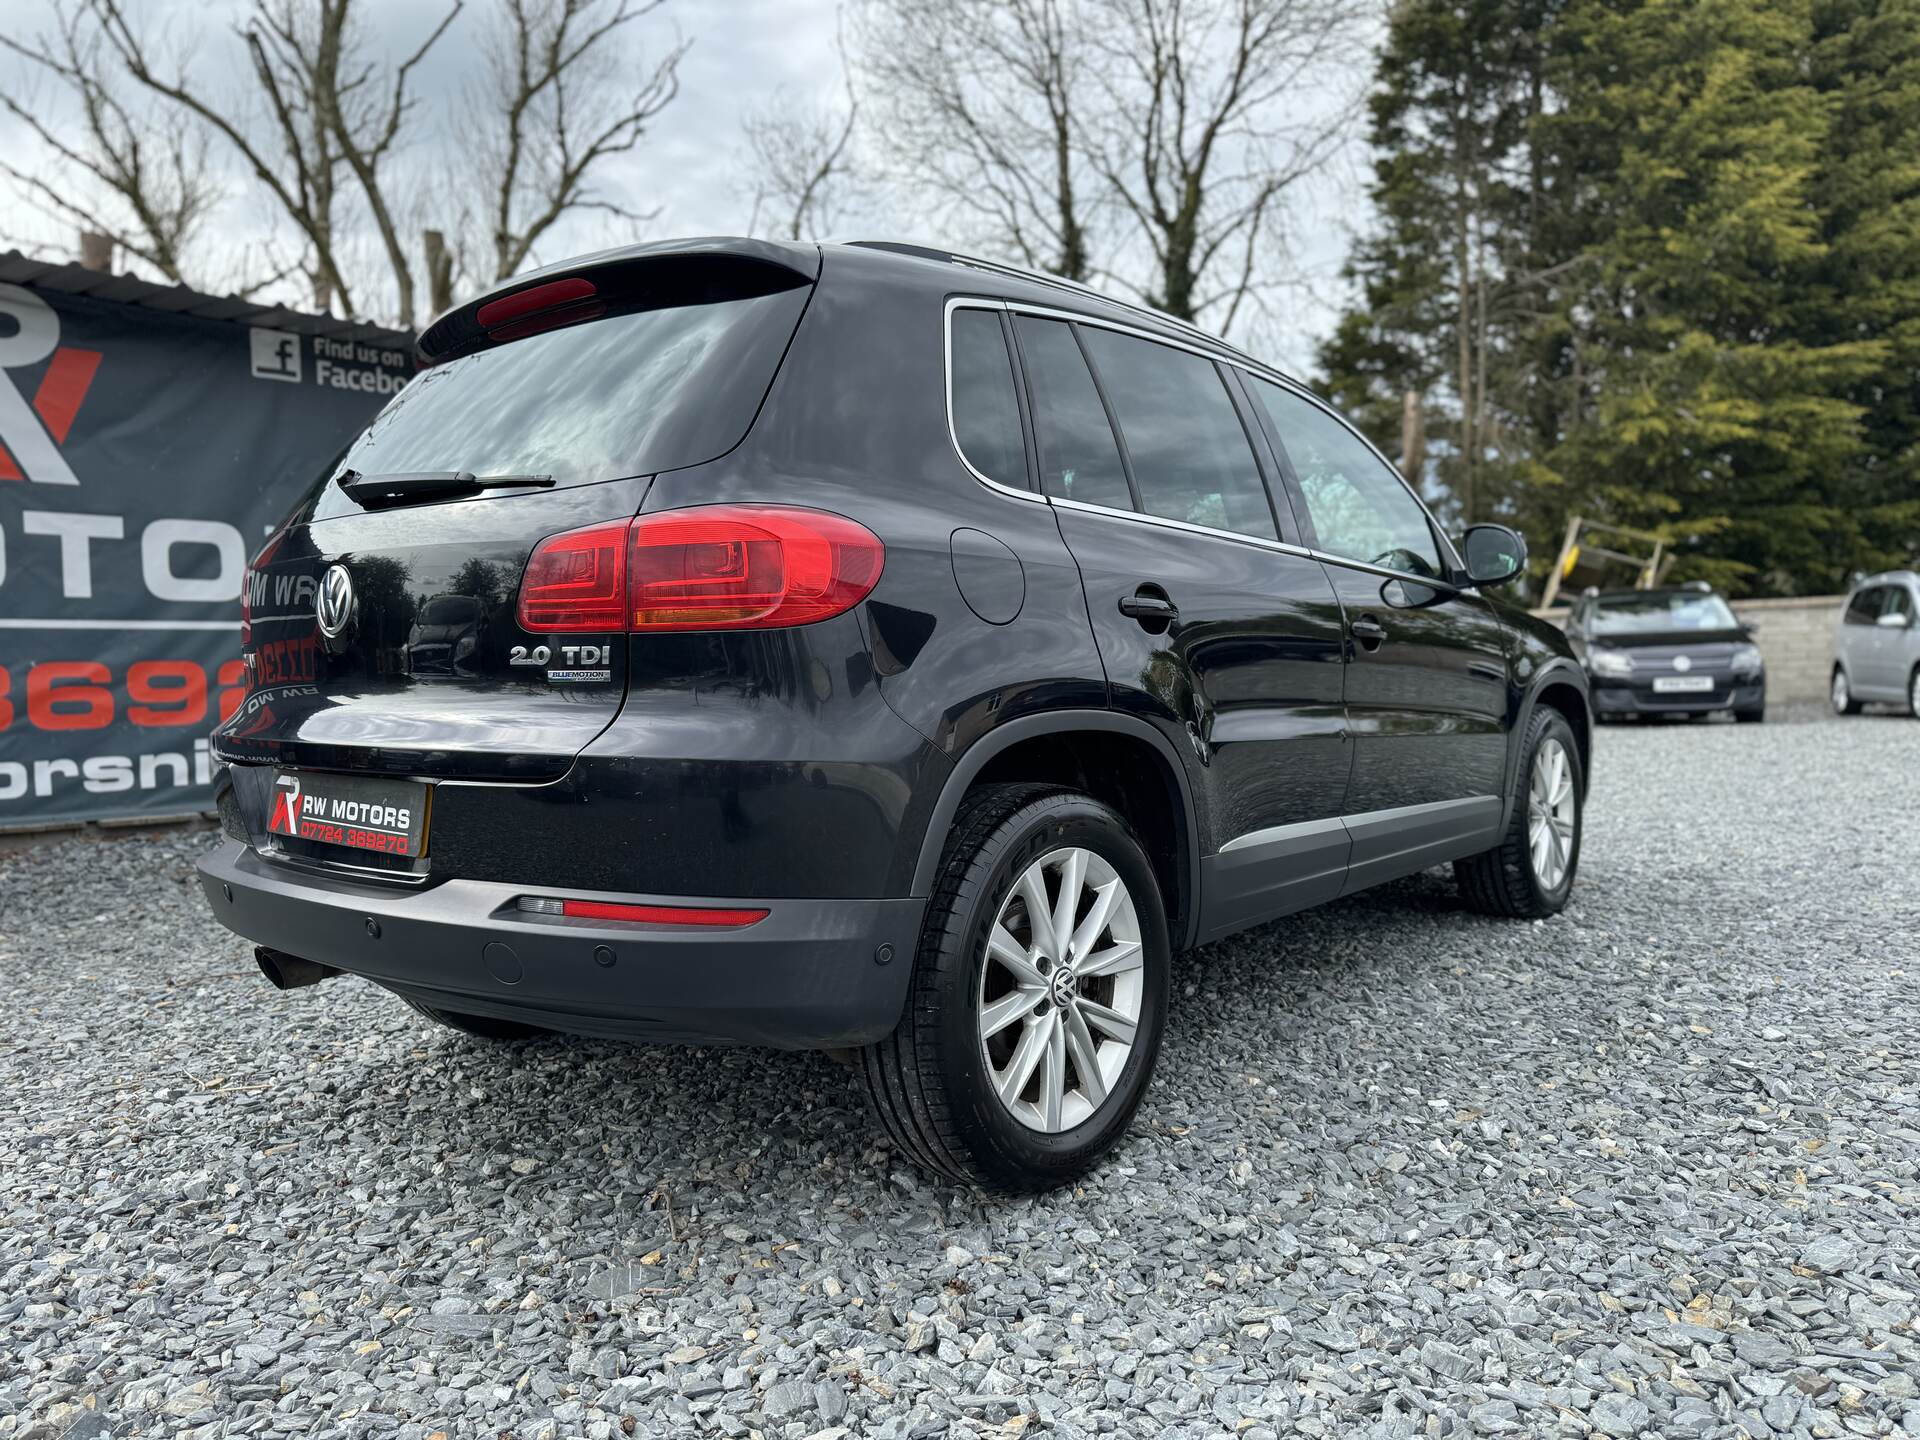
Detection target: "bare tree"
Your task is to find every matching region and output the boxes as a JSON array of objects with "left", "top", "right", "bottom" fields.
[
  {"left": 742, "top": 54, "right": 858, "bottom": 242},
  {"left": 91, "top": 0, "right": 457, "bottom": 323},
  {"left": 476, "top": 0, "right": 689, "bottom": 282},
  {"left": 856, "top": 0, "right": 1096, "bottom": 281},
  {"left": 0, "top": 1, "right": 218, "bottom": 284},
  {"left": 1088, "top": 0, "right": 1362, "bottom": 332}
]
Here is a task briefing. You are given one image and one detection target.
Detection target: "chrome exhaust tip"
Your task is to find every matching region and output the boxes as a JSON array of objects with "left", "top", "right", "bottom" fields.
[{"left": 254, "top": 946, "right": 340, "bottom": 991}]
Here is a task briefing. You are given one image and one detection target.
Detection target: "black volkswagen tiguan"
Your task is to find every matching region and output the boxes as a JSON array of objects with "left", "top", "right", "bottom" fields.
[{"left": 200, "top": 238, "right": 1592, "bottom": 1190}]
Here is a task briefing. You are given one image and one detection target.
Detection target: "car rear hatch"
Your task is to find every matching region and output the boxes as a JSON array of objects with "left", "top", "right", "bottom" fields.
[{"left": 216, "top": 242, "right": 818, "bottom": 802}]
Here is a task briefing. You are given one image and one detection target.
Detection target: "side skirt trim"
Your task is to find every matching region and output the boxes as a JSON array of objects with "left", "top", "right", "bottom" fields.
[{"left": 1200, "top": 795, "right": 1503, "bottom": 942}]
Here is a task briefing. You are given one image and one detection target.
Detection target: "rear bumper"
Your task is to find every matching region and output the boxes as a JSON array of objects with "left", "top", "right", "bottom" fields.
[
  {"left": 1591, "top": 676, "right": 1765, "bottom": 715},
  {"left": 197, "top": 840, "right": 922, "bottom": 1048}
]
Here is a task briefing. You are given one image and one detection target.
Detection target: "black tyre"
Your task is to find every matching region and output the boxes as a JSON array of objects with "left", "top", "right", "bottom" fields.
[
  {"left": 859, "top": 785, "right": 1171, "bottom": 1192},
  {"left": 400, "top": 994, "right": 549, "bottom": 1041},
  {"left": 1735, "top": 706, "right": 1765, "bottom": 724},
  {"left": 1832, "top": 666, "right": 1862, "bottom": 715},
  {"left": 1454, "top": 707, "right": 1583, "bottom": 919}
]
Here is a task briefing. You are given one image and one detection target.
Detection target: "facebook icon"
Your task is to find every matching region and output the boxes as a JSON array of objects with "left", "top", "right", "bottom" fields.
[{"left": 248, "top": 328, "right": 303, "bottom": 384}]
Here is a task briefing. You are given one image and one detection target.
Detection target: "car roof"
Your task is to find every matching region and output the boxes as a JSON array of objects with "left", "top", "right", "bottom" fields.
[
  {"left": 432, "top": 234, "right": 1295, "bottom": 382},
  {"left": 1855, "top": 570, "right": 1920, "bottom": 588},
  {"left": 836, "top": 241, "right": 1293, "bottom": 380}
]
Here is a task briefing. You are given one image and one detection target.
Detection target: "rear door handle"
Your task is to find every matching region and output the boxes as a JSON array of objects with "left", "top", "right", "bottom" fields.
[
  {"left": 1351, "top": 615, "right": 1387, "bottom": 650},
  {"left": 1119, "top": 587, "right": 1178, "bottom": 630}
]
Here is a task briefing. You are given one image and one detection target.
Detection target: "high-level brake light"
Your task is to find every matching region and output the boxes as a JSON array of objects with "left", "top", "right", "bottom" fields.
[{"left": 516, "top": 505, "right": 884, "bottom": 634}]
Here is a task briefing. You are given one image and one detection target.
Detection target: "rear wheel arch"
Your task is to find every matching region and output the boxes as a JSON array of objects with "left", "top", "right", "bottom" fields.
[{"left": 911, "top": 712, "right": 1201, "bottom": 950}]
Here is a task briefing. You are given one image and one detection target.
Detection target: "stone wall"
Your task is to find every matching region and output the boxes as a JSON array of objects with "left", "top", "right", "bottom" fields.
[{"left": 1538, "top": 594, "right": 1847, "bottom": 705}]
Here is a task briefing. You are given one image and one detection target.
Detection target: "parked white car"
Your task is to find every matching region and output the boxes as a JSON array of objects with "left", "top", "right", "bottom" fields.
[{"left": 1832, "top": 571, "right": 1920, "bottom": 717}]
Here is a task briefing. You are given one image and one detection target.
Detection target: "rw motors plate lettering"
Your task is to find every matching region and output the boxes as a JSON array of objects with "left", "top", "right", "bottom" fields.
[{"left": 268, "top": 770, "right": 430, "bottom": 857}]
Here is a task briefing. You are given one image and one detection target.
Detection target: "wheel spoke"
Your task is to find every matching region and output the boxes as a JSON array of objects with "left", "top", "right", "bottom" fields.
[
  {"left": 1039, "top": 1013, "right": 1067, "bottom": 1130},
  {"left": 1050, "top": 849, "right": 1086, "bottom": 961},
  {"left": 987, "top": 924, "right": 1044, "bottom": 987},
  {"left": 1077, "top": 939, "right": 1143, "bottom": 979},
  {"left": 1017, "top": 865, "right": 1055, "bottom": 959},
  {"left": 997, "top": 1011, "right": 1052, "bottom": 1108},
  {"left": 1063, "top": 1004, "right": 1107, "bottom": 1109},
  {"left": 1078, "top": 996, "right": 1137, "bottom": 1044},
  {"left": 980, "top": 985, "right": 1044, "bottom": 1040},
  {"left": 1068, "top": 878, "right": 1121, "bottom": 968}
]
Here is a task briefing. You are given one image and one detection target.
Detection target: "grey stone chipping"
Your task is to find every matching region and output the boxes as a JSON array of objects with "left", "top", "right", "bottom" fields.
[{"left": 3, "top": 712, "right": 1918, "bottom": 1438}]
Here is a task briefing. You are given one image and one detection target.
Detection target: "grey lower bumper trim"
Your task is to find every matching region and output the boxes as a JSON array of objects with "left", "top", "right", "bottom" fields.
[{"left": 197, "top": 840, "right": 923, "bottom": 1049}]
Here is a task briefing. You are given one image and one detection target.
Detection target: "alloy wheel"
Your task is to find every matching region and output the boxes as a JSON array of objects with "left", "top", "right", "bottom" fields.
[
  {"left": 1527, "top": 738, "right": 1576, "bottom": 892},
  {"left": 1833, "top": 669, "right": 1851, "bottom": 714},
  {"left": 977, "top": 847, "right": 1144, "bottom": 1133}
]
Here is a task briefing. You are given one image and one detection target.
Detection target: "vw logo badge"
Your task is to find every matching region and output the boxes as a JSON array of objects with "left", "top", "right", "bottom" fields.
[
  {"left": 1672, "top": 654, "right": 1692, "bottom": 672},
  {"left": 315, "top": 563, "right": 355, "bottom": 649}
]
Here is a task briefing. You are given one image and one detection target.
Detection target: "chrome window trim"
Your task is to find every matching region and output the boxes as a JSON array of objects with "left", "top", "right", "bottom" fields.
[
  {"left": 943, "top": 297, "right": 1045, "bottom": 504},
  {"left": 1307, "top": 548, "right": 1462, "bottom": 593},
  {"left": 943, "top": 293, "right": 1470, "bottom": 589},
  {"left": 1051, "top": 494, "right": 1314, "bottom": 560}
]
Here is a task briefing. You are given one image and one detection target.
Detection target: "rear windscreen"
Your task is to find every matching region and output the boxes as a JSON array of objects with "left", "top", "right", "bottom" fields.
[{"left": 318, "top": 283, "right": 809, "bottom": 506}]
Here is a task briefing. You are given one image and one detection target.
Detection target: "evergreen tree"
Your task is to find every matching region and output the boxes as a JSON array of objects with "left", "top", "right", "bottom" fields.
[
  {"left": 1324, "top": 0, "right": 1920, "bottom": 596},
  {"left": 1318, "top": 0, "right": 1555, "bottom": 526}
]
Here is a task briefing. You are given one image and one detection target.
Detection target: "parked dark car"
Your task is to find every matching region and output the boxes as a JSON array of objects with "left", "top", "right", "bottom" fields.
[
  {"left": 198, "top": 238, "right": 1592, "bottom": 1190},
  {"left": 1566, "top": 584, "right": 1766, "bottom": 723}
]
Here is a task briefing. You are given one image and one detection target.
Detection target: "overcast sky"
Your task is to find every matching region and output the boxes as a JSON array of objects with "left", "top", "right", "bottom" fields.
[{"left": 0, "top": 0, "right": 1373, "bottom": 373}]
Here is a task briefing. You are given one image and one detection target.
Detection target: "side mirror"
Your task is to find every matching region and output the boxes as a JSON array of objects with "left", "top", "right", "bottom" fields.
[
  {"left": 1461, "top": 524, "right": 1527, "bottom": 588},
  {"left": 1876, "top": 610, "right": 1913, "bottom": 629}
]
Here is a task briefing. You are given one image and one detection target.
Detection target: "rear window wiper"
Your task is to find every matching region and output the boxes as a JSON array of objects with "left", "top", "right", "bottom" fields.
[{"left": 336, "top": 469, "right": 555, "bottom": 509}]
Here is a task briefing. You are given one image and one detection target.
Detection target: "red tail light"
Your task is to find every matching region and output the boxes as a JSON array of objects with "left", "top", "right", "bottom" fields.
[
  {"left": 518, "top": 506, "right": 884, "bottom": 634},
  {"left": 628, "top": 505, "right": 884, "bottom": 631},
  {"left": 515, "top": 519, "right": 628, "bottom": 631}
]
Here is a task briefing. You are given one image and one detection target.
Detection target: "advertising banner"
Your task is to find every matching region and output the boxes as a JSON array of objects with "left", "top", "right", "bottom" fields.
[{"left": 0, "top": 282, "right": 411, "bottom": 827}]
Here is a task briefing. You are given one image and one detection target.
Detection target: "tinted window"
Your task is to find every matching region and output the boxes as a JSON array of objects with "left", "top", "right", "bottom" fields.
[
  {"left": 950, "top": 308, "right": 1026, "bottom": 487},
  {"left": 1077, "top": 329, "right": 1276, "bottom": 539},
  {"left": 1252, "top": 378, "right": 1441, "bottom": 577},
  {"left": 329, "top": 287, "right": 808, "bottom": 496},
  {"left": 1014, "top": 316, "right": 1131, "bottom": 510},
  {"left": 1888, "top": 586, "right": 1915, "bottom": 620},
  {"left": 1590, "top": 592, "right": 1740, "bottom": 635},
  {"left": 1845, "top": 587, "right": 1884, "bottom": 625}
]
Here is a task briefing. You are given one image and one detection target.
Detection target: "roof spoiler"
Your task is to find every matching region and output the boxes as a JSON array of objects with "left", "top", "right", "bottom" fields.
[{"left": 417, "top": 237, "right": 819, "bottom": 364}]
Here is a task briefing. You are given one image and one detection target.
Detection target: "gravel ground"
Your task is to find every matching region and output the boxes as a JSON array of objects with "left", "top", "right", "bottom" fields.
[{"left": 3, "top": 713, "right": 1918, "bottom": 1440}]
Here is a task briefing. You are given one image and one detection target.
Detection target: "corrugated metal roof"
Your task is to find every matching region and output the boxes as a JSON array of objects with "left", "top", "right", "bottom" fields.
[{"left": 0, "top": 250, "right": 415, "bottom": 349}]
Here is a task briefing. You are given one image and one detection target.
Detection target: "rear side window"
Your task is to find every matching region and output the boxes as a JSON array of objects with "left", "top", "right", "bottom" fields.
[
  {"left": 1845, "top": 587, "right": 1884, "bottom": 624},
  {"left": 330, "top": 284, "right": 810, "bottom": 497},
  {"left": 1252, "top": 378, "right": 1442, "bottom": 578},
  {"left": 1014, "top": 316, "right": 1132, "bottom": 511},
  {"left": 949, "top": 308, "right": 1026, "bottom": 487},
  {"left": 1077, "top": 328, "right": 1276, "bottom": 540}
]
